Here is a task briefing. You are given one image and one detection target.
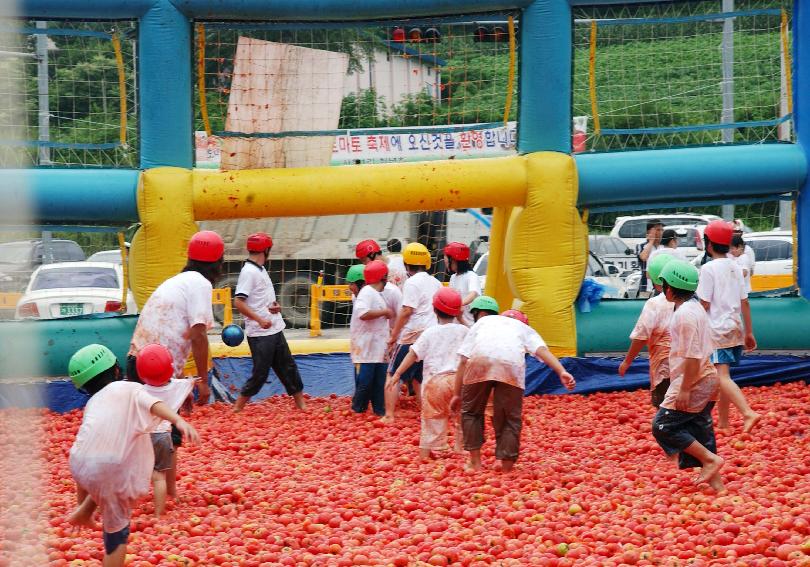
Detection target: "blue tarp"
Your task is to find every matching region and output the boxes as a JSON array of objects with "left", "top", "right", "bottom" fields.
[{"left": 2, "top": 354, "right": 809, "bottom": 413}]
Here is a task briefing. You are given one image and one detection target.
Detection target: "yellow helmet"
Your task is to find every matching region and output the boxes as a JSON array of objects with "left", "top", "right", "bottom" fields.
[{"left": 403, "top": 242, "right": 432, "bottom": 269}]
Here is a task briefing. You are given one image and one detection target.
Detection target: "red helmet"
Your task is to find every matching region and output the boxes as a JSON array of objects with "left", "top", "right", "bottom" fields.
[
  {"left": 136, "top": 344, "right": 174, "bottom": 387},
  {"left": 355, "top": 239, "right": 381, "bottom": 259},
  {"left": 502, "top": 309, "right": 529, "bottom": 325},
  {"left": 433, "top": 287, "right": 462, "bottom": 317},
  {"left": 188, "top": 230, "right": 224, "bottom": 262},
  {"left": 247, "top": 232, "right": 273, "bottom": 252},
  {"left": 363, "top": 260, "right": 388, "bottom": 284},
  {"left": 704, "top": 220, "right": 733, "bottom": 246},
  {"left": 444, "top": 241, "right": 470, "bottom": 262}
]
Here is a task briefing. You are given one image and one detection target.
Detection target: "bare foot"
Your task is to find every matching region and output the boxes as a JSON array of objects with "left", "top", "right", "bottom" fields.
[
  {"left": 498, "top": 460, "right": 516, "bottom": 473},
  {"left": 67, "top": 508, "right": 98, "bottom": 530},
  {"left": 717, "top": 420, "right": 730, "bottom": 431},
  {"left": 293, "top": 393, "right": 307, "bottom": 411},
  {"left": 464, "top": 461, "right": 481, "bottom": 472},
  {"left": 232, "top": 396, "right": 248, "bottom": 413},
  {"left": 695, "top": 456, "right": 725, "bottom": 485},
  {"left": 708, "top": 473, "right": 726, "bottom": 493},
  {"left": 742, "top": 412, "right": 761, "bottom": 434},
  {"left": 379, "top": 415, "right": 395, "bottom": 426}
]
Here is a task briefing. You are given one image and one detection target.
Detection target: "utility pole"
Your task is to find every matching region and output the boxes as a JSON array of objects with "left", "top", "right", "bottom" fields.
[
  {"left": 36, "top": 21, "right": 50, "bottom": 166},
  {"left": 720, "top": 0, "right": 735, "bottom": 221}
]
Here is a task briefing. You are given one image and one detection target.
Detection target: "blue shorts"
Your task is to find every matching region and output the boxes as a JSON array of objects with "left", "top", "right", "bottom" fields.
[
  {"left": 387, "top": 343, "right": 423, "bottom": 384},
  {"left": 711, "top": 346, "right": 743, "bottom": 366},
  {"left": 103, "top": 525, "right": 130, "bottom": 555}
]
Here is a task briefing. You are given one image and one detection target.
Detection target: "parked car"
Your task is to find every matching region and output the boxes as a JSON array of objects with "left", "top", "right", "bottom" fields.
[
  {"left": 588, "top": 234, "right": 637, "bottom": 271},
  {"left": 0, "top": 239, "right": 85, "bottom": 292},
  {"left": 15, "top": 261, "right": 138, "bottom": 320},
  {"left": 664, "top": 225, "right": 705, "bottom": 261},
  {"left": 87, "top": 247, "right": 128, "bottom": 264},
  {"left": 610, "top": 213, "right": 722, "bottom": 250},
  {"left": 743, "top": 231, "right": 793, "bottom": 276},
  {"left": 473, "top": 252, "right": 637, "bottom": 300}
]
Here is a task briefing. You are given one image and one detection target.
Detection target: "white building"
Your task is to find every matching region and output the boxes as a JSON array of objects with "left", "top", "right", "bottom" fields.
[{"left": 344, "top": 42, "right": 445, "bottom": 106}]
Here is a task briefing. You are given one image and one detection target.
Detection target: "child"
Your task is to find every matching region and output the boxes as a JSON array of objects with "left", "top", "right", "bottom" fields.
[
  {"left": 619, "top": 253, "right": 676, "bottom": 407},
  {"left": 386, "top": 238, "right": 407, "bottom": 291},
  {"left": 388, "top": 288, "right": 469, "bottom": 460},
  {"left": 444, "top": 241, "right": 482, "bottom": 326},
  {"left": 356, "top": 238, "right": 407, "bottom": 290},
  {"left": 67, "top": 344, "right": 199, "bottom": 567},
  {"left": 730, "top": 234, "right": 753, "bottom": 293},
  {"left": 648, "top": 229, "right": 687, "bottom": 266},
  {"left": 131, "top": 343, "right": 195, "bottom": 516},
  {"left": 233, "top": 233, "right": 306, "bottom": 412},
  {"left": 383, "top": 242, "right": 443, "bottom": 423},
  {"left": 347, "top": 262, "right": 395, "bottom": 415},
  {"left": 450, "top": 296, "right": 576, "bottom": 472},
  {"left": 697, "top": 220, "right": 759, "bottom": 433},
  {"left": 652, "top": 260, "right": 724, "bottom": 492}
]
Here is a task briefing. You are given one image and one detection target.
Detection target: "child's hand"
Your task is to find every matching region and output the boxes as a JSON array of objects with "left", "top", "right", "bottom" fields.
[
  {"left": 259, "top": 318, "right": 273, "bottom": 329},
  {"left": 559, "top": 372, "right": 576, "bottom": 390},
  {"left": 385, "top": 308, "right": 396, "bottom": 319},
  {"left": 385, "top": 373, "right": 399, "bottom": 392},
  {"left": 174, "top": 417, "right": 200, "bottom": 445},
  {"left": 744, "top": 333, "right": 757, "bottom": 352},
  {"left": 618, "top": 360, "right": 630, "bottom": 377},
  {"left": 269, "top": 301, "right": 281, "bottom": 314},
  {"left": 449, "top": 395, "right": 461, "bottom": 413},
  {"left": 674, "top": 390, "right": 690, "bottom": 412}
]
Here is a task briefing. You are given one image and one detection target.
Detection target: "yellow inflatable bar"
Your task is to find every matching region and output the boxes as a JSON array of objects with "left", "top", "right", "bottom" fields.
[{"left": 130, "top": 152, "right": 586, "bottom": 356}]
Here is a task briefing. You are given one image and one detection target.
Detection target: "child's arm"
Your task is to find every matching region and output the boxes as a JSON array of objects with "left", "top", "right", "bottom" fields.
[
  {"left": 188, "top": 324, "right": 211, "bottom": 405},
  {"left": 534, "top": 346, "right": 575, "bottom": 390},
  {"left": 741, "top": 298, "right": 757, "bottom": 351},
  {"left": 150, "top": 401, "right": 200, "bottom": 444},
  {"left": 674, "top": 358, "right": 701, "bottom": 411},
  {"left": 387, "top": 306, "right": 414, "bottom": 348},
  {"left": 619, "top": 339, "right": 647, "bottom": 376},
  {"left": 449, "top": 356, "right": 468, "bottom": 412},
  {"left": 700, "top": 299, "right": 710, "bottom": 311},
  {"left": 234, "top": 297, "right": 272, "bottom": 329},
  {"left": 461, "top": 291, "right": 478, "bottom": 305},
  {"left": 386, "top": 350, "right": 418, "bottom": 391},
  {"left": 360, "top": 308, "right": 394, "bottom": 321}
]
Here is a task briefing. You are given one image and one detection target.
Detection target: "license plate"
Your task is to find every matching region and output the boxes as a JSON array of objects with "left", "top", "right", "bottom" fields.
[{"left": 60, "top": 303, "right": 84, "bottom": 316}]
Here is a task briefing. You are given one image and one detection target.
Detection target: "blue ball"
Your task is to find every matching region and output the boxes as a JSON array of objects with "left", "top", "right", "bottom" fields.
[{"left": 221, "top": 324, "right": 244, "bottom": 347}]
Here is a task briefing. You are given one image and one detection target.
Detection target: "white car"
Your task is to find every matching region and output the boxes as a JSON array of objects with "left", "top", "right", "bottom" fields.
[
  {"left": 588, "top": 234, "right": 637, "bottom": 271},
  {"left": 743, "top": 231, "right": 793, "bottom": 276},
  {"left": 473, "top": 252, "right": 637, "bottom": 300},
  {"left": 611, "top": 213, "right": 722, "bottom": 250},
  {"left": 664, "top": 224, "right": 705, "bottom": 261},
  {"left": 15, "top": 261, "right": 138, "bottom": 319},
  {"left": 87, "top": 247, "right": 128, "bottom": 264}
]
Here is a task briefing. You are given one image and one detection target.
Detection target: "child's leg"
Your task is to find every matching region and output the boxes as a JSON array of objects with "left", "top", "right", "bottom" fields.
[
  {"left": 152, "top": 470, "right": 168, "bottom": 516},
  {"left": 460, "top": 381, "right": 494, "bottom": 471},
  {"left": 75, "top": 483, "right": 88, "bottom": 506},
  {"left": 102, "top": 526, "right": 130, "bottom": 567},
  {"left": 491, "top": 382, "right": 523, "bottom": 472},
  {"left": 270, "top": 333, "right": 306, "bottom": 410},
  {"left": 235, "top": 335, "right": 271, "bottom": 412},
  {"left": 682, "top": 440, "right": 724, "bottom": 485},
  {"left": 167, "top": 449, "right": 178, "bottom": 499},
  {"left": 68, "top": 493, "right": 98, "bottom": 528},
  {"left": 351, "top": 363, "right": 374, "bottom": 414},
  {"left": 370, "top": 364, "right": 387, "bottom": 417},
  {"left": 716, "top": 364, "right": 760, "bottom": 432}
]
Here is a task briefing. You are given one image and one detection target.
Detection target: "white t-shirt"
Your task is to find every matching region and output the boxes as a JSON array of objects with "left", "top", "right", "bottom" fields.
[
  {"left": 399, "top": 271, "right": 443, "bottom": 344},
  {"left": 143, "top": 378, "right": 195, "bottom": 433},
  {"left": 648, "top": 246, "right": 687, "bottom": 264},
  {"left": 381, "top": 282, "right": 403, "bottom": 330},
  {"left": 69, "top": 382, "right": 161, "bottom": 532},
  {"left": 661, "top": 299, "right": 719, "bottom": 413},
  {"left": 744, "top": 245, "right": 756, "bottom": 274},
  {"left": 235, "top": 261, "right": 285, "bottom": 337},
  {"left": 449, "top": 271, "right": 482, "bottom": 326},
  {"left": 629, "top": 292, "right": 673, "bottom": 388},
  {"left": 410, "top": 323, "right": 469, "bottom": 381},
  {"left": 386, "top": 255, "right": 407, "bottom": 291},
  {"left": 457, "top": 315, "right": 545, "bottom": 390},
  {"left": 130, "top": 271, "right": 214, "bottom": 378},
  {"left": 735, "top": 252, "right": 754, "bottom": 293},
  {"left": 696, "top": 257, "right": 747, "bottom": 349},
  {"left": 350, "top": 285, "right": 390, "bottom": 363}
]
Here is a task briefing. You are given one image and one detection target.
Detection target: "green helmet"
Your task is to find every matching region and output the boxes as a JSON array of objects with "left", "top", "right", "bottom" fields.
[
  {"left": 69, "top": 344, "right": 117, "bottom": 390},
  {"left": 346, "top": 264, "right": 365, "bottom": 283},
  {"left": 470, "top": 295, "right": 500, "bottom": 314},
  {"left": 659, "top": 260, "right": 699, "bottom": 292},
  {"left": 648, "top": 253, "right": 675, "bottom": 286}
]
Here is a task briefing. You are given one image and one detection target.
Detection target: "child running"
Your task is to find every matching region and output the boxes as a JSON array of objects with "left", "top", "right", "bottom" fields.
[
  {"left": 347, "top": 262, "right": 395, "bottom": 415},
  {"left": 697, "top": 220, "right": 759, "bottom": 433},
  {"left": 131, "top": 344, "right": 195, "bottom": 516},
  {"left": 619, "top": 253, "right": 676, "bottom": 407},
  {"left": 388, "top": 288, "right": 469, "bottom": 460},
  {"left": 444, "top": 241, "right": 482, "bottom": 326},
  {"left": 384, "top": 242, "right": 443, "bottom": 423},
  {"left": 652, "top": 260, "right": 724, "bottom": 492},
  {"left": 67, "top": 344, "right": 199, "bottom": 567},
  {"left": 450, "top": 297, "right": 576, "bottom": 472}
]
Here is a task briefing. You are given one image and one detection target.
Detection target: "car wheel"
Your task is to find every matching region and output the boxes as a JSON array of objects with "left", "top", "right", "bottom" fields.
[{"left": 278, "top": 275, "right": 315, "bottom": 329}]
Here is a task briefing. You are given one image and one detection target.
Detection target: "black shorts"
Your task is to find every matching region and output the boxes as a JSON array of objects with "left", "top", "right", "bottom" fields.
[
  {"left": 103, "top": 525, "right": 130, "bottom": 555},
  {"left": 241, "top": 333, "right": 304, "bottom": 398},
  {"left": 151, "top": 432, "right": 174, "bottom": 471},
  {"left": 652, "top": 402, "right": 716, "bottom": 469}
]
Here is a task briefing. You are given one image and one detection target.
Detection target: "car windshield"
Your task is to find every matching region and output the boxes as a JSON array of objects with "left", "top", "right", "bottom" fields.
[
  {"left": 0, "top": 242, "right": 33, "bottom": 264},
  {"left": 31, "top": 267, "right": 119, "bottom": 290},
  {"left": 475, "top": 254, "right": 488, "bottom": 276},
  {"left": 88, "top": 251, "right": 123, "bottom": 264},
  {"left": 675, "top": 228, "right": 697, "bottom": 247},
  {"left": 748, "top": 239, "right": 792, "bottom": 261}
]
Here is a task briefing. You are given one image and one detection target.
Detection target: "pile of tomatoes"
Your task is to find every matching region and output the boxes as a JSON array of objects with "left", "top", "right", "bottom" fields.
[{"left": 1, "top": 380, "right": 809, "bottom": 566}]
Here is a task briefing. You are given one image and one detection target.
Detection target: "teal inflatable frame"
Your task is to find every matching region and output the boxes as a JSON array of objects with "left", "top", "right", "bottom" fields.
[{"left": 1, "top": 0, "right": 809, "bottom": 378}]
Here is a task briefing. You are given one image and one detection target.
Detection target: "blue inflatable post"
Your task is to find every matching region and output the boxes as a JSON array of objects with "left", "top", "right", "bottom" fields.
[
  {"left": 796, "top": 0, "right": 810, "bottom": 297},
  {"left": 517, "top": 0, "right": 571, "bottom": 153}
]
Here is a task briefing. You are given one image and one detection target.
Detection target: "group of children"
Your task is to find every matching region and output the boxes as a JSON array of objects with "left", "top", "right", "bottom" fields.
[
  {"left": 620, "top": 219, "right": 760, "bottom": 492},
  {"left": 346, "top": 240, "right": 575, "bottom": 472}
]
